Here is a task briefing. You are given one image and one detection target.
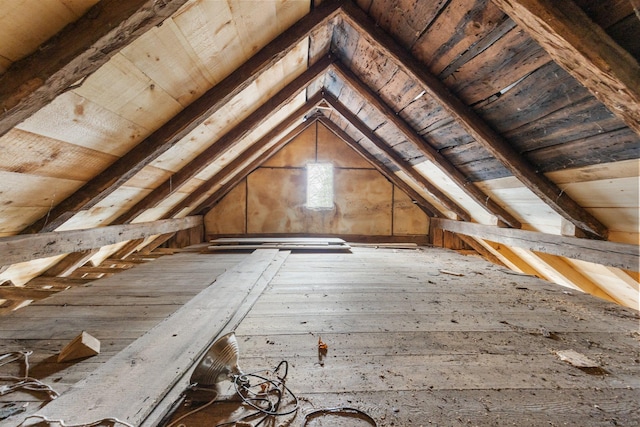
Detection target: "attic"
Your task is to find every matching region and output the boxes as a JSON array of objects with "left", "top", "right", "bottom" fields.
[{"left": 0, "top": 0, "right": 638, "bottom": 425}]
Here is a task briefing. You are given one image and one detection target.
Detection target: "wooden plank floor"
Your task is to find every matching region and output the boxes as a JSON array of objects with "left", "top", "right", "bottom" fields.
[
  {"left": 0, "top": 251, "right": 247, "bottom": 422},
  {"left": 168, "top": 247, "right": 640, "bottom": 426}
]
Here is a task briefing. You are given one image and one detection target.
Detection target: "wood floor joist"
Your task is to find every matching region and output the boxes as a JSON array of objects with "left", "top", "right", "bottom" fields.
[
  {"left": 0, "top": 216, "right": 202, "bottom": 265},
  {"left": 492, "top": 0, "right": 640, "bottom": 136},
  {"left": 431, "top": 218, "right": 640, "bottom": 272},
  {"left": 324, "top": 92, "right": 469, "bottom": 221},
  {"left": 0, "top": 0, "right": 190, "bottom": 139},
  {"left": 330, "top": 61, "right": 521, "bottom": 228},
  {"left": 19, "top": 1, "right": 342, "bottom": 234},
  {"left": 340, "top": 1, "right": 609, "bottom": 239}
]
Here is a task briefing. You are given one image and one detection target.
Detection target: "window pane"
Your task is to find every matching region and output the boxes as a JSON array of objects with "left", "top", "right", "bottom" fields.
[{"left": 306, "top": 163, "right": 333, "bottom": 209}]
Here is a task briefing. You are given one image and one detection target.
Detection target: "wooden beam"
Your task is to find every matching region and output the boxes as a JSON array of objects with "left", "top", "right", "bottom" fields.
[
  {"left": 527, "top": 251, "right": 618, "bottom": 304},
  {"left": 19, "top": 1, "right": 342, "bottom": 234},
  {"left": 477, "top": 239, "right": 542, "bottom": 277},
  {"left": 0, "top": 0, "right": 190, "bottom": 138},
  {"left": 0, "top": 286, "right": 58, "bottom": 301},
  {"left": 431, "top": 218, "right": 640, "bottom": 271},
  {"left": 192, "top": 114, "right": 326, "bottom": 216},
  {"left": 166, "top": 102, "right": 321, "bottom": 219},
  {"left": 454, "top": 235, "right": 507, "bottom": 268},
  {"left": 0, "top": 216, "right": 202, "bottom": 265},
  {"left": 323, "top": 92, "right": 471, "bottom": 221},
  {"left": 492, "top": 0, "right": 640, "bottom": 136},
  {"left": 114, "top": 56, "right": 333, "bottom": 224},
  {"left": 22, "top": 249, "right": 285, "bottom": 426},
  {"left": 318, "top": 116, "right": 441, "bottom": 218},
  {"left": 340, "top": 1, "right": 608, "bottom": 239},
  {"left": 110, "top": 238, "right": 146, "bottom": 259},
  {"left": 139, "top": 233, "right": 176, "bottom": 254},
  {"left": 331, "top": 61, "right": 521, "bottom": 228},
  {"left": 42, "top": 249, "right": 98, "bottom": 278}
]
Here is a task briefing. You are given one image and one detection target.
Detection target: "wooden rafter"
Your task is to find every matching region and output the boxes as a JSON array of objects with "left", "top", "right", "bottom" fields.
[
  {"left": 115, "top": 57, "right": 333, "bottom": 224},
  {"left": 492, "top": 0, "right": 640, "bottom": 136},
  {"left": 19, "top": 1, "right": 342, "bottom": 234},
  {"left": 340, "top": 1, "right": 608, "bottom": 239},
  {"left": 431, "top": 218, "right": 640, "bottom": 272},
  {"left": 191, "top": 114, "right": 324, "bottom": 216},
  {"left": 317, "top": 116, "right": 441, "bottom": 218},
  {"left": 42, "top": 250, "right": 98, "bottom": 278},
  {"left": 0, "top": 216, "right": 202, "bottom": 265},
  {"left": 165, "top": 100, "right": 322, "bottom": 219},
  {"left": 331, "top": 61, "right": 521, "bottom": 228},
  {"left": 323, "top": 92, "right": 470, "bottom": 221},
  {"left": 0, "top": 0, "right": 191, "bottom": 138}
]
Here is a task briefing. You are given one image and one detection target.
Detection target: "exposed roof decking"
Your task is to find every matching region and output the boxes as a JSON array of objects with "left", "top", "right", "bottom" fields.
[{"left": 0, "top": 0, "right": 638, "bottom": 307}]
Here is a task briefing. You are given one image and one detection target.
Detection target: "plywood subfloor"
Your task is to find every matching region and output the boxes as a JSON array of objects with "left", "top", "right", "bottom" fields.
[{"left": 168, "top": 247, "right": 640, "bottom": 427}]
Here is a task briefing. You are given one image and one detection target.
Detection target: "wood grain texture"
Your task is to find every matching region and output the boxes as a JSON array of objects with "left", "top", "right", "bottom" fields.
[
  {"left": 109, "top": 57, "right": 332, "bottom": 225},
  {"left": 431, "top": 218, "right": 640, "bottom": 271},
  {"left": 169, "top": 105, "right": 320, "bottom": 219},
  {"left": 340, "top": 1, "right": 609, "bottom": 239},
  {"left": 19, "top": 2, "right": 341, "bottom": 235},
  {"left": 324, "top": 92, "right": 471, "bottom": 221},
  {"left": 0, "top": 0, "right": 190, "bottom": 138},
  {"left": 0, "top": 216, "right": 202, "bottom": 265},
  {"left": 318, "top": 116, "right": 441, "bottom": 218},
  {"left": 492, "top": 0, "right": 640, "bottom": 135}
]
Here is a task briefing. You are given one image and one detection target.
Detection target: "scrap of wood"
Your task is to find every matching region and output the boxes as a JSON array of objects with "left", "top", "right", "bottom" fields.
[
  {"left": 57, "top": 331, "right": 100, "bottom": 362},
  {"left": 439, "top": 269, "right": 465, "bottom": 277},
  {"left": 555, "top": 350, "right": 599, "bottom": 368}
]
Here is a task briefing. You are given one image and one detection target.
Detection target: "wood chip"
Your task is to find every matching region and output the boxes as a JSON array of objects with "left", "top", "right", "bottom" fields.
[
  {"left": 57, "top": 331, "right": 100, "bottom": 362},
  {"left": 439, "top": 269, "right": 465, "bottom": 276},
  {"left": 556, "top": 350, "right": 599, "bottom": 368}
]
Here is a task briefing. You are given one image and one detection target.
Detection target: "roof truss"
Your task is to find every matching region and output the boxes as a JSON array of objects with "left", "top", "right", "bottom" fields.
[{"left": 2, "top": 0, "right": 637, "bottom": 306}]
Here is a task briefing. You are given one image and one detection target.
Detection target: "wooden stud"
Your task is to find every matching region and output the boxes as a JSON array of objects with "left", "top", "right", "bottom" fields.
[
  {"left": 0, "top": 286, "right": 58, "bottom": 301},
  {"left": 340, "top": 1, "right": 608, "bottom": 239},
  {"left": 139, "top": 233, "right": 176, "bottom": 254},
  {"left": 455, "top": 234, "right": 507, "bottom": 267},
  {"left": 42, "top": 250, "right": 99, "bottom": 278},
  {"left": 110, "top": 239, "right": 146, "bottom": 260},
  {"left": 492, "top": 0, "right": 640, "bottom": 136}
]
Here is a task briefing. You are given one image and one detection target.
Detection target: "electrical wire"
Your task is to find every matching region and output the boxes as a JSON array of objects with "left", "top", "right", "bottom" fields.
[
  {"left": 19, "top": 414, "right": 134, "bottom": 427},
  {"left": 233, "top": 360, "right": 298, "bottom": 417},
  {"left": 302, "top": 407, "right": 378, "bottom": 426},
  {"left": 166, "top": 390, "right": 219, "bottom": 427},
  {"left": 0, "top": 351, "right": 59, "bottom": 400}
]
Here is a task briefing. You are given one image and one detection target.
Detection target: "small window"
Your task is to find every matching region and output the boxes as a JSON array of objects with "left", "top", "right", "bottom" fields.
[{"left": 306, "top": 163, "right": 333, "bottom": 209}]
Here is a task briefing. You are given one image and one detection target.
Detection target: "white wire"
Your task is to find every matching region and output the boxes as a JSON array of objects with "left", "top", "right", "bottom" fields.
[
  {"left": 166, "top": 391, "right": 219, "bottom": 427},
  {"left": 0, "top": 351, "right": 59, "bottom": 399},
  {"left": 19, "top": 414, "right": 134, "bottom": 427}
]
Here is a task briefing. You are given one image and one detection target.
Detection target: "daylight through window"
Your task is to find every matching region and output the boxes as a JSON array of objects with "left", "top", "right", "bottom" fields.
[{"left": 306, "top": 163, "right": 333, "bottom": 209}]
